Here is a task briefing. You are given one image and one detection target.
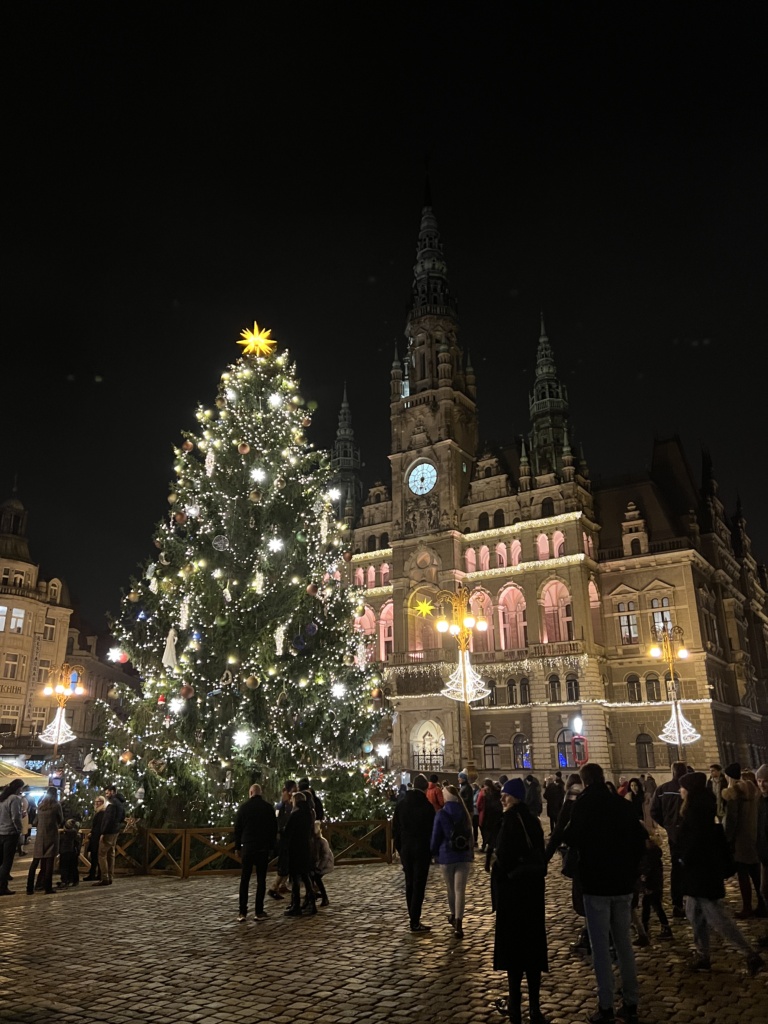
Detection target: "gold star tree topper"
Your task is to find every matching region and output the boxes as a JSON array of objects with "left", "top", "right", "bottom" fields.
[
  {"left": 238, "top": 322, "right": 277, "bottom": 358},
  {"left": 415, "top": 598, "right": 434, "bottom": 618}
]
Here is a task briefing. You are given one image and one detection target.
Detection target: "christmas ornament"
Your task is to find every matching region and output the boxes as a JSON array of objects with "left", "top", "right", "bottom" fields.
[
  {"left": 182, "top": 440, "right": 194, "bottom": 452},
  {"left": 248, "top": 489, "right": 262, "bottom": 503},
  {"left": 174, "top": 512, "right": 187, "bottom": 525},
  {"left": 305, "top": 622, "right": 318, "bottom": 637},
  {"left": 342, "top": 550, "right": 353, "bottom": 562},
  {"left": 168, "top": 493, "right": 178, "bottom": 504},
  {"left": 127, "top": 590, "right": 140, "bottom": 602},
  {"left": 306, "top": 583, "right": 319, "bottom": 597},
  {"left": 215, "top": 614, "right": 227, "bottom": 627},
  {"left": 292, "top": 635, "right": 306, "bottom": 651},
  {"left": 238, "top": 443, "right": 250, "bottom": 455},
  {"left": 157, "top": 694, "right": 166, "bottom": 706},
  {"left": 237, "top": 321, "right": 277, "bottom": 358},
  {"left": 302, "top": 416, "right": 312, "bottom": 427},
  {"left": 120, "top": 750, "right": 134, "bottom": 763},
  {"left": 275, "top": 477, "right": 286, "bottom": 489},
  {"left": 159, "top": 552, "right": 170, "bottom": 565},
  {"left": 344, "top": 654, "right": 355, "bottom": 666},
  {"left": 118, "top": 651, "right": 129, "bottom": 664},
  {"left": 245, "top": 676, "right": 260, "bottom": 690},
  {"left": 180, "top": 684, "right": 194, "bottom": 699},
  {"left": 162, "top": 628, "right": 178, "bottom": 671},
  {"left": 213, "top": 535, "right": 228, "bottom": 551},
  {"left": 371, "top": 687, "right": 382, "bottom": 700},
  {"left": 215, "top": 396, "right": 226, "bottom": 409}
]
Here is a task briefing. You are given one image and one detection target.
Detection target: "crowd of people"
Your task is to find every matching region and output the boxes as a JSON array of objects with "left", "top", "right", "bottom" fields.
[
  {"left": 389, "top": 761, "right": 768, "bottom": 1024},
  {"left": 2, "top": 757, "right": 767, "bottom": 1023}
]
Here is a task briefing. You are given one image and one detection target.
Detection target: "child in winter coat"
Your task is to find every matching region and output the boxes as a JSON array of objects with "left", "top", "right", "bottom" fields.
[
  {"left": 632, "top": 833, "right": 672, "bottom": 945},
  {"left": 57, "top": 817, "right": 82, "bottom": 888},
  {"left": 310, "top": 820, "right": 334, "bottom": 907}
]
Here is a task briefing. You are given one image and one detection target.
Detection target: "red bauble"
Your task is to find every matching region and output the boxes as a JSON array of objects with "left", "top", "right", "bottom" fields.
[
  {"left": 302, "top": 416, "right": 312, "bottom": 427},
  {"left": 157, "top": 694, "right": 166, "bottom": 705},
  {"left": 182, "top": 440, "right": 194, "bottom": 452},
  {"left": 174, "top": 512, "right": 187, "bottom": 525},
  {"left": 342, "top": 550, "right": 353, "bottom": 562},
  {"left": 118, "top": 651, "right": 129, "bottom": 664},
  {"left": 306, "top": 583, "right": 319, "bottom": 597},
  {"left": 180, "top": 684, "right": 194, "bottom": 699}
]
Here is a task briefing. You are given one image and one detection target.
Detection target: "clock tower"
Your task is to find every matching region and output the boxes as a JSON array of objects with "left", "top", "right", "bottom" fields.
[{"left": 389, "top": 197, "right": 479, "bottom": 542}]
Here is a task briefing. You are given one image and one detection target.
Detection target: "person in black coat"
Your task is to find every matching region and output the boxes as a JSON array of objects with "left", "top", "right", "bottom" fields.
[
  {"left": 676, "top": 772, "right": 764, "bottom": 975},
  {"left": 233, "top": 783, "right": 279, "bottom": 921},
  {"left": 282, "top": 791, "right": 316, "bottom": 916},
  {"left": 492, "top": 778, "right": 548, "bottom": 1024},
  {"left": 391, "top": 773, "right": 435, "bottom": 932},
  {"left": 83, "top": 796, "right": 106, "bottom": 881},
  {"left": 564, "top": 762, "right": 646, "bottom": 1024}
]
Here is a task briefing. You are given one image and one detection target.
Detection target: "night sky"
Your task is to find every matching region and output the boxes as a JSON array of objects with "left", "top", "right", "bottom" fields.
[{"left": 5, "top": 3, "right": 768, "bottom": 633}]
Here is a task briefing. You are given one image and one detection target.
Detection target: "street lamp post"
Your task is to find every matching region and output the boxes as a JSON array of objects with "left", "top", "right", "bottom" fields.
[
  {"left": 649, "top": 623, "right": 700, "bottom": 763},
  {"left": 40, "top": 663, "right": 85, "bottom": 759},
  {"left": 434, "top": 585, "right": 490, "bottom": 779}
]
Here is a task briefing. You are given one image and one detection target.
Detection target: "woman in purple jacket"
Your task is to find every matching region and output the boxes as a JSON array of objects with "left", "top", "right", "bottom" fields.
[{"left": 430, "top": 783, "right": 474, "bottom": 938}]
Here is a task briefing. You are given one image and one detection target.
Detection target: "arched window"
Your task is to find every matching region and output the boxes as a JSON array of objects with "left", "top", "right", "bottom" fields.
[
  {"left": 470, "top": 590, "right": 493, "bottom": 652},
  {"left": 556, "top": 728, "right": 574, "bottom": 768},
  {"left": 498, "top": 586, "right": 527, "bottom": 650},
  {"left": 367, "top": 565, "right": 376, "bottom": 588},
  {"left": 541, "top": 580, "right": 573, "bottom": 643},
  {"left": 627, "top": 674, "right": 642, "bottom": 702},
  {"left": 493, "top": 509, "right": 505, "bottom": 528},
  {"left": 583, "top": 531, "right": 594, "bottom": 557},
  {"left": 354, "top": 567, "right": 364, "bottom": 586},
  {"left": 380, "top": 562, "right": 390, "bottom": 586},
  {"left": 379, "top": 601, "right": 394, "bottom": 661},
  {"left": 484, "top": 734, "right": 501, "bottom": 769},
  {"left": 367, "top": 535, "right": 377, "bottom": 552},
  {"left": 552, "top": 529, "right": 565, "bottom": 557},
  {"left": 548, "top": 675, "right": 562, "bottom": 702},
  {"left": 464, "top": 548, "right": 476, "bottom": 573},
  {"left": 478, "top": 512, "right": 490, "bottom": 532},
  {"left": 495, "top": 542, "right": 507, "bottom": 568},
  {"left": 630, "top": 538, "right": 641, "bottom": 555},
  {"left": 541, "top": 498, "right": 555, "bottom": 518},
  {"left": 636, "top": 733, "right": 656, "bottom": 769},
  {"left": 510, "top": 539, "right": 522, "bottom": 566},
  {"left": 380, "top": 532, "right": 389, "bottom": 549},
  {"left": 48, "top": 581, "right": 60, "bottom": 602},
  {"left": 646, "top": 674, "right": 661, "bottom": 701},
  {"left": 486, "top": 684, "right": 497, "bottom": 707},
  {"left": 566, "top": 674, "right": 580, "bottom": 701},
  {"left": 478, "top": 545, "right": 490, "bottom": 571},
  {"left": 537, "top": 533, "right": 550, "bottom": 560},
  {"left": 519, "top": 678, "right": 530, "bottom": 704},
  {"left": 513, "top": 734, "right": 532, "bottom": 770},
  {"left": 507, "top": 678, "right": 517, "bottom": 704},
  {"left": 354, "top": 606, "right": 376, "bottom": 665},
  {"left": 589, "top": 580, "right": 603, "bottom": 644}
]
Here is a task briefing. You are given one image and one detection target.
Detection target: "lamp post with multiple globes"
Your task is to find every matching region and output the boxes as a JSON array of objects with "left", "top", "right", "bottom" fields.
[
  {"left": 434, "top": 585, "right": 490, "bottom": 779},
  {"left": 40, "top": 663, "right": 85, "bottom": 759},
  {"left": 649, "top": 623, "right": 700, "bottom": 763}
]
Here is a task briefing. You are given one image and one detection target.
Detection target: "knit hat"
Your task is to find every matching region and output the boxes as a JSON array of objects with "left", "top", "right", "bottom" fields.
[
  {"left": 457, "top": 770, "right": 468, "bottom": 781},
  {"left": 679, "top": 771, "right": 707, "bottom": 794},
  {"left": 413, "top": 774, "right": 429, "bottom": 792},
  {"left": 755, "top": 764, "right": 768, "bottom": 782},
  {"left": 724, "top": 762, "right": 742, "bottom": 780},
  {"left": 501, "top": 778, "right": 526, "bottom": 800}
]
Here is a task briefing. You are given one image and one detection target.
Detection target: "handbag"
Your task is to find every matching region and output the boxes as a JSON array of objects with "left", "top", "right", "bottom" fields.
[{"left": 507, "top": 812, "right": 547, "bottom": 882}]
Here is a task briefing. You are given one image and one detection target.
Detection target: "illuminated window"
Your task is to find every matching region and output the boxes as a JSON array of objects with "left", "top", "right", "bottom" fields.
[{"left": 513, "top": 734, "right": 532, "bottom": 770}]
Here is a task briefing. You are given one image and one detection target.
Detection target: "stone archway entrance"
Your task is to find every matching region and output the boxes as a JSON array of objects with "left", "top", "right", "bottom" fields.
[{"left": 409, "top": 719, "right": 445, "bottom": 773}]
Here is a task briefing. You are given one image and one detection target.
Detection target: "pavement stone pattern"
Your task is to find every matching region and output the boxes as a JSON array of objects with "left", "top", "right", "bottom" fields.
[{"left": 1, "top": 836, "right": 767, "bottom": 1024}]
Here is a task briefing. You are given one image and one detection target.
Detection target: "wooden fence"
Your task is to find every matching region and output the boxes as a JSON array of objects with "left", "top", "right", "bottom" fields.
[{"left": 77, "top": 819, "right": 392, "bottom": 880}]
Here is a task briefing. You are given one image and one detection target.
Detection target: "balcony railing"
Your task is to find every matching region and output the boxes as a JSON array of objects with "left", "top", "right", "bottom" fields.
[{"left": 386, "top": 642, "right": 583, "bottom": 666}]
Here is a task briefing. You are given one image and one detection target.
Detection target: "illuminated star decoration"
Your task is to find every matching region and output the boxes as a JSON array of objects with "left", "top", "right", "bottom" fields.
[
  {"left": 237, "top": 322, "right": 277, "bottom": 358},
  {"left": 415, "top": 598, "right": 434, "bottom": 618}
]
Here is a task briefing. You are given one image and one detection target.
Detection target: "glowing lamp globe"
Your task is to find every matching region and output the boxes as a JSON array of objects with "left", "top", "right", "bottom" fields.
[
  {"left": 463, "top": 614, "right": 476, "bottom": 629},
  {"left": 649, "top": 644, "right": 662, "bottom": 659},
  {"left": 476, "top": 616, "right": 488, "bottom": 632},
  {"left": 436, "top": 618, "right": 449, "bottom": 633},
  {"left": 449, "top": 623, "right": 460, "bottom": 636},
  {"left": 678, "top": 647, "right": 689, "bottom": 659}
]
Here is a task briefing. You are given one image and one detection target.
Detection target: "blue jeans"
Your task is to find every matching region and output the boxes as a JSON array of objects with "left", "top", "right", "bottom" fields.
[
  {"left": 583, "top": 892, "right": 638, "bottom": 1010},
  {"left": 684, "top": 895, "right": 752, "bottom": 957}
]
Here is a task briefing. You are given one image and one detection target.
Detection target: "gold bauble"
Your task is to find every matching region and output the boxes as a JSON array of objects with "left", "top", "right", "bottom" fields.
[
  {"left": 127, "top": 591, "right": 140, "bottom": 603},
  {"left": 238, "top": 442, "right": 251, "bottom": 455},
  {"left": 248, "top": 489, "right": 262, "bottom": 503}
]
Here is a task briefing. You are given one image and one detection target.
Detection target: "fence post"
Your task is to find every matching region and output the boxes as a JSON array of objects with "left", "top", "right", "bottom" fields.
[{"left": 181, "top": 829, "right": 190, "bottom": 879}]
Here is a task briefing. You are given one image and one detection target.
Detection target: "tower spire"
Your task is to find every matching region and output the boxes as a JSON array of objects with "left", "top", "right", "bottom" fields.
[
  {"left": 330, "top": 386, "right": 363, "bottom": 527},
  {"left": 409, "top": 200, "right": 456, "bottom": 322}
]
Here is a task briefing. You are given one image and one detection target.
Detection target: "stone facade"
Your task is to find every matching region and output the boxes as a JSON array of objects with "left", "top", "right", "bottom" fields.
[{"left": 334, "top": 202, "right": 768, "bottom": 781}]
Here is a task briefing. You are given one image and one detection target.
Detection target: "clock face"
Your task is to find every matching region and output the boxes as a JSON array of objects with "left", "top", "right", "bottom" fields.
[{"left": 408, "top": 463, "right": 437, "bottom": 495}]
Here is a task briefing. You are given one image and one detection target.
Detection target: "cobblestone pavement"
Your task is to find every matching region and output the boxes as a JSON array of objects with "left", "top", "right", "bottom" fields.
[{"left": 2, "top": 844, "right": 767, "bottom": 1024}]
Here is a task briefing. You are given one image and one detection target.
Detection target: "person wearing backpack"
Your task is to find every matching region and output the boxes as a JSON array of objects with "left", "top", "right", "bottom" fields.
[{"left": 430, "top": 783, "right": 474, "bottom": 939}]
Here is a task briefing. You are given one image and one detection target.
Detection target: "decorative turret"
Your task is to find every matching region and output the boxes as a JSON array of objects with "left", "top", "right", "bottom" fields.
[
  {"left": 528, "top": 314, "right": 572, "bottom": 478},
  {"left": 390, "top": 345, "right": 403, "bottom": 401},
  {"left": 408, "top": 202, "right": 457, "bottom": 322},
  {"left": 0, "top": 491, "right": 32, "bottom": 563},
  {"left": 330, "top": 384, "right": 364, "bottom": 527},
  {"left": 518, "top": 438, "right": 532, "bottom": 492}
]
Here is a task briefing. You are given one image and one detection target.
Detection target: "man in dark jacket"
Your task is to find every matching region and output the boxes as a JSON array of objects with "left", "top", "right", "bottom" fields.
[
  {"left": 97, "top": 785, "right": 126, "bottom": 886},
  {"left": 565, "top": 762, "right": 646, "bottom": 1024},
  {"left": 234, "top": 783, "right": 278, "bottom": 921},
  {"left": 392, "top": 773, "right": 435, "bottom": 932},
  {"left": 457, "top": 771, "right": 475, "bottom": 821},
  {"left": 543, "top": 775, "right": 565, "bottom": 835},
  {"left": 650, "top": 760, "right": 687, "bottom": 917}
]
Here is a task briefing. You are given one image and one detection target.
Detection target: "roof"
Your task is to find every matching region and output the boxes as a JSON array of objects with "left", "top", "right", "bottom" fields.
[{"left": 0, "top": 760, "right": 50, "bottom": 787}]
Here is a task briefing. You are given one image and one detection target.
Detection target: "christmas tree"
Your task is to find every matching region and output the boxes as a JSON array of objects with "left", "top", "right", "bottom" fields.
[{"left": 94, "top": 324, "right": 389, "bottom": 826}]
